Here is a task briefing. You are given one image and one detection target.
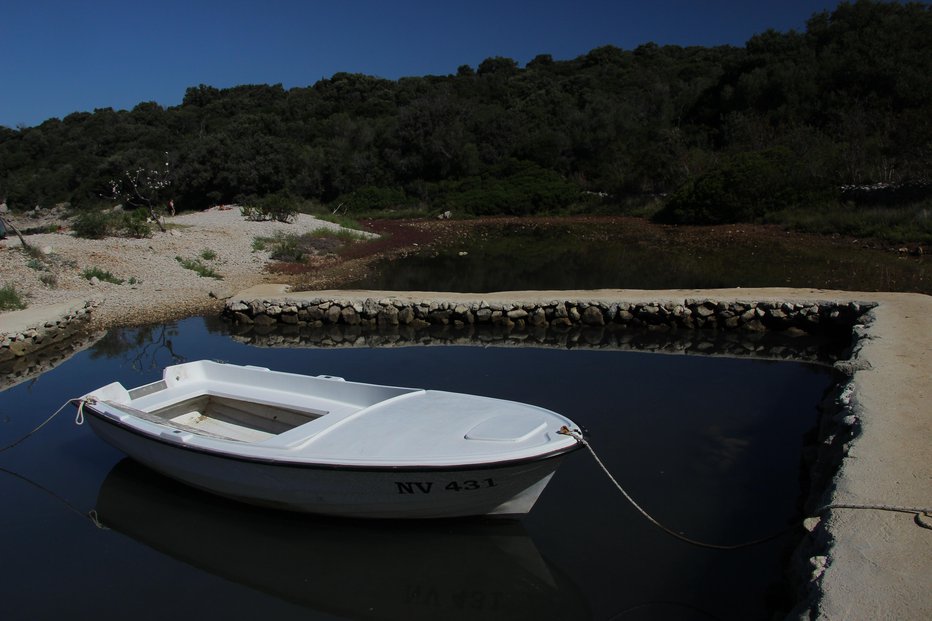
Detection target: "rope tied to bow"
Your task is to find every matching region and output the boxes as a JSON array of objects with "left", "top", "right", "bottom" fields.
[
  {"left": 0, "top": 397, "right": 93, "bottom": 454},
  {"left": 558, "top": 426, "right": 931, "bottom": 548}
]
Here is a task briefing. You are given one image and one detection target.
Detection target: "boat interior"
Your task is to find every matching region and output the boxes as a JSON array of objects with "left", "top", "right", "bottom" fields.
[
  {"left": 92, "top": 363, "right": 420, "bottom": 444},
  {"left": 149, "top": 394, "right": 328, "bottom": 443}
]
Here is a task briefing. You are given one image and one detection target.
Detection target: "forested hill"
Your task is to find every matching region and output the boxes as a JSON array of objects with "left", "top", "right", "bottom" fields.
[{"left": 1, "top": 0, "right": 930, "bottom": 229}]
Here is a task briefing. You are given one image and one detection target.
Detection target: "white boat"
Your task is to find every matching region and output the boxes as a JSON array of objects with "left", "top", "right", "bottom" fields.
[{"left": 79, "top": 360, "right": 583, "bottom": 518}]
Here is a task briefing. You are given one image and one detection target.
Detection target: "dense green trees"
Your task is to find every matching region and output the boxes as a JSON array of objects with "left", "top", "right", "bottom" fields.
[{"left": 1, "top": 1, "right": 929, "bottom": 233}]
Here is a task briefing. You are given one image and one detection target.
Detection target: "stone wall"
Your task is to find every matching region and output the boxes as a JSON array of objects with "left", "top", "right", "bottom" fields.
[
  {"left": 224, "top": 295, "right": 874, "bottom": 337},
  {"left": 0, "top": 301, "right": 99, "bottom": 372}
]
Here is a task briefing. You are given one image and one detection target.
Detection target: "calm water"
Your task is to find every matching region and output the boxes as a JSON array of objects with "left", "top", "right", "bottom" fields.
[
  {"left": 0, "top": 317, "right": 839, "bottom": 620},
  {"left": 345, "top": 222, "right": 928, "bottom": 292}
]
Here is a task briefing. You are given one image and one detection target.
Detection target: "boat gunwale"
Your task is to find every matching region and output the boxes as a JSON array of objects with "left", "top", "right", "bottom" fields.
[{"left": 83, "top": 404, "right": 584, "bottom": 473}]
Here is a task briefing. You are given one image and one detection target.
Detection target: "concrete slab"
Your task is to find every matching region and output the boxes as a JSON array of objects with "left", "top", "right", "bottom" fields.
[{"left": 0, "top": 299, "right": 90, "bottom": 335}]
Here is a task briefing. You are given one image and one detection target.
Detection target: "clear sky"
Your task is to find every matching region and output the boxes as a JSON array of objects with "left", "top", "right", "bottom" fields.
[{"left": 1, "top": 0, "right": 846, "bottom": 129}]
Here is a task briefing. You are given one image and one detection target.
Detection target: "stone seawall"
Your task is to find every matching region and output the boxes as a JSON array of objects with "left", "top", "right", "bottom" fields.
[
  {"left": 224, "top": 289, "right": 874, "bottom": 337},
  {"left": 0, "top": 301, "right": 97, "bottom": 363},
  {"left": 0, "top": 300, "right": 101, "bottom": 389}
]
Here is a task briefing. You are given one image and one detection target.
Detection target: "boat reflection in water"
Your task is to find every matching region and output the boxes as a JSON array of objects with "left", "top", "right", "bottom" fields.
[{"left": 96, "top": 459, "right": 588, "bottom": 620}]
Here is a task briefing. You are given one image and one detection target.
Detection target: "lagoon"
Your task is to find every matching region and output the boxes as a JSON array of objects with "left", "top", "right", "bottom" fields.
[
  {"left": 344, "top": 220, "right": 928, "bottom": 293},
  {"left": 0, "top": 316, "right": 839, "bottom": 619}
]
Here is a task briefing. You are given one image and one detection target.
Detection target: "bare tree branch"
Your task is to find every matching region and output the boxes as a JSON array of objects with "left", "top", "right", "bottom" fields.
[{"left": 0, "top": 215, "right": 30, "bottom": 249}]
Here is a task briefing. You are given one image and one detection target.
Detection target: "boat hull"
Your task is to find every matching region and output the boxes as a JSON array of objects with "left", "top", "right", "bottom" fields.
[{"left": 87, "top": 412, "right": 571, "bottom": 518}]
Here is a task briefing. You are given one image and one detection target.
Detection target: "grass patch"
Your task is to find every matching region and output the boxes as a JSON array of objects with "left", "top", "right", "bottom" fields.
[
  {"left": 0, "top": 284, "right": 27, "bottom": 311},
  {"left": 768, "top": 202, "right": 932, "bottom": 244},
  {"left": 39, "top": 274, "right": 58, "bottom": 288},
  {"left": 309, "top": 227, "right": 369, "bottom": 242},
  {"left": 255, "top": 228, "right": 368, "bottom": 263},
  {"left": 199, "top": 248, "right": 218, "bottom": 261},
  {"left": 313, "top": 213, "right": 365, "bottom": 230},
  {"left": 82, "top": 266, "right": 124, "bottom": 285},
  {"left": 176, "top": 256, "right": 222, "bottom": 279}
]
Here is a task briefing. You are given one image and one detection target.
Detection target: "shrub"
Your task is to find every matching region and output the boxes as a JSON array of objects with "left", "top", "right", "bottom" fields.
[
  {"left": 257, "top": 229, "right": 367, "bottom": 263},
  {"left": 175, "top": 256, "right": 222, "bottom": 279},
  {"left": 442, "top": 159, "right": 579, "bottom": 216},
  {"left": 72, "top": 208, "right": 152, "bottom": 238},
  {"left": 334, "top": 186, "right": 415, "bottom": 212},
  {"left": 270, "top": 235, "right": 304, "bottom": 262},
  {"left": 0, "top": 283, "right": 26, "bottom": 310},
  {"left": 72, "top": 210, "right": 116, "bottom": 239},
  {"left": 82, "top": 267, "right": 124, "bottom": 285},
  {"left": 121, "top": 210, "right": 153, "bottom": 238},
  {"left": 654, "top": 148, "right": 831, "bottom": 225},
  {"left": 241, "top": 194, "right": 297, "bottom": 223}
]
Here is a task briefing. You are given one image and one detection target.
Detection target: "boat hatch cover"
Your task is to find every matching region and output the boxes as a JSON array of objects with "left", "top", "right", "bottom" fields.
[{"left": 464, "top": 414, "right": 548, "bottom": 442}]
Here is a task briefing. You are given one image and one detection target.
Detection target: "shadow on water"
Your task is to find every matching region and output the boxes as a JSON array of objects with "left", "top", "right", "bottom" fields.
[{"left": 0, "top": 316, "right": 847, "bottom": 620}]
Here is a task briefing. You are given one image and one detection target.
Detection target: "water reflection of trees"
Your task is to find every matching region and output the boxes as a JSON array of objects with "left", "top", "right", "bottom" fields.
[{"left": 90, "top": 324, "right": 186, "bottom": 370}]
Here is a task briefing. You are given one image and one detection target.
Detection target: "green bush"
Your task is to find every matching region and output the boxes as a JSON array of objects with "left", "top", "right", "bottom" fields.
[
  {"left": 266, "top": 233, "right": 304, "bottom": 262},
  {"left": 441, "top": 160, "right": 579, "bottom": 216},
  {"left": 654, "top": 148, "right": 831, "bottom": 225},
  {"left": 0, "top": 283, "right": 27, "bottom": 311},
  {"left": 121, "top": 209, "right": 153, "bottom": 238},
  {"left": 82, "top": 267, "right": 124, "bottom": 284},
  {"left": 72, "top": 210, "right": 116, "bottom": 239},
  {"left": 334, "top": 187, "right": 415, "bottom": 212},
  {"left": 257, "top": 229, "right": 368, "bottom": 263},
  {"left": 241, "top": 194, "right": 298, "bottom": 223},
  {"left": 72, "top": 208, "right": 152, "bottom": 238}
]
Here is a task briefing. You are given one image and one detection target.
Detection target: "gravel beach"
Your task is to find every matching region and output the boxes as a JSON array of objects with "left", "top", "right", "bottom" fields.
[{"left": 0, "top": 207, "right": 357, "bottom": 328}]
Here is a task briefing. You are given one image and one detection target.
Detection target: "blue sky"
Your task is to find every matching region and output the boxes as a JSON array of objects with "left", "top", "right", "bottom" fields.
[{"left": 1, "top": 0, "right": 845, "bottom": 129}]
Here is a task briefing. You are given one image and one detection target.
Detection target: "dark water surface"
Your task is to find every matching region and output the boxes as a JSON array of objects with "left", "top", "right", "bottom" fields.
[
  {"left": 345, "top": 221, "right": 928, "bottom": 293},
  {"left": 0, "top": 317, "right": 839, "bottom": 620}
]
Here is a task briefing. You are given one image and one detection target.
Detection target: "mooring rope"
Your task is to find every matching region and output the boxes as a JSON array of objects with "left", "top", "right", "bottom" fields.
[
  {"left": 0, "top": 463, "right": 108, "bottom": 529},
  {"left": 0, "top": 398, "right": 106, "bottom": 529},
  {"left": 0, "top": 397, "right": 89, "bottom": 454},
  {"left": 559, "top": 427, "right": 932, "bottom": 548},
  {"left": 815, "top": 502, "right": 932, "bottom": 530}
]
